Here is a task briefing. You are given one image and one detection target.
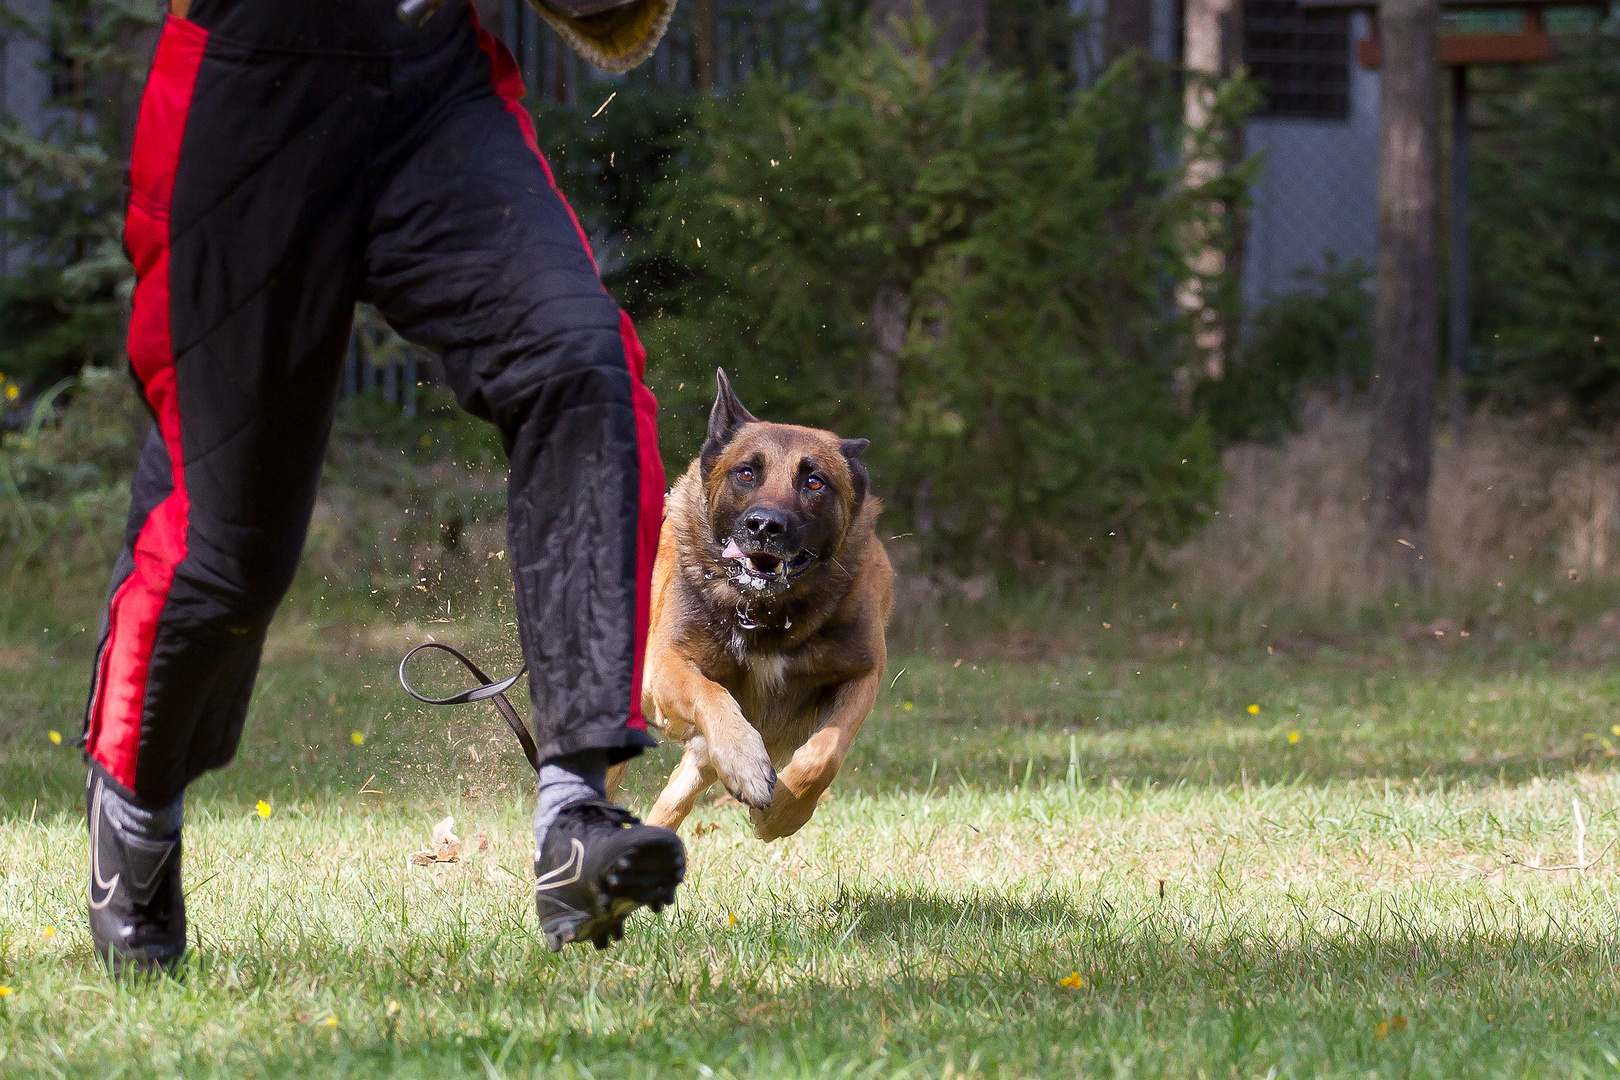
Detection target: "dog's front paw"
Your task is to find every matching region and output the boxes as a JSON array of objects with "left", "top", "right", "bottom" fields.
[{"left": 711, "top": 736, "right": 777, "bottom": 810}]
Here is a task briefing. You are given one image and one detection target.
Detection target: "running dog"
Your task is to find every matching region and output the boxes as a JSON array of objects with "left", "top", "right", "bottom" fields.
[{"left": 614, "top": 370, "right": 892, "bottom": 841}]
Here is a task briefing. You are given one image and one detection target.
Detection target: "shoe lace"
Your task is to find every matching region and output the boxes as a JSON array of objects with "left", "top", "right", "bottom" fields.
[{"left": 559, "top": 799, "right": 641, "bottom": 832}]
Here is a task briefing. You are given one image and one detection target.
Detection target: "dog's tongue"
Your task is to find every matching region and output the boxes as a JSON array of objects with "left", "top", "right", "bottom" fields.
[{"left": 721, "top": 539, "right": 745, "bottom": 560}]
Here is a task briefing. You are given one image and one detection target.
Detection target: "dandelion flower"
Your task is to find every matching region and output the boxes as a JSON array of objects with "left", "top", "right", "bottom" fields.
[
  {"left": 0, "top": 987, "right": 13, "bottom": 997},
  {"left": 42, "top": 926, "right": 54, "bottom": 938},
  {"left": 1611, "top": 725, "right": 1619, "bottom": 737},
  {"left": 902, "top": 701, "right": 914, "bottom": 712},
  {"left": 48, "top": 730, "right": 61, "bottom": 745},
  {"left": 324, "top": 1016, "right": 339, "bottom": 1028},
  {"left": 351, "top": 731, "right": 365, "bottom": 746},
  {"left": 1288, "top": 730, "right": 1301, "bottom": 745},
  {"left": 255, "top": 799, "right": 272, "bottom": 819},
  {"left": 727, "top": 912, "right": 738, "bottom": 927},
  {"left": 1247, "top": 704, "right": 1260, "bottom": 715},
  {"left": 1058, "top": 972, "right": 1085, "bottom": 989},
  {"left": 4, "top": 385, "right": 17, "bottom": 401}
]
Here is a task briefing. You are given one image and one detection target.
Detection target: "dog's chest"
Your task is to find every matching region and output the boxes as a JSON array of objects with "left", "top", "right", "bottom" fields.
[{"left": 726, "top": 650, "right": 820, "bottom": 758}]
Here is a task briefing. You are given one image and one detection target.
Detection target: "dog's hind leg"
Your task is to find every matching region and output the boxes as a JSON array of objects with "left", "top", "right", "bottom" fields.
[
  {"left": 646, "top": 739, "right": 718, "bottom": 832},
  {"left": 604, "top": 761, "right": 630, "bottom": 801}
]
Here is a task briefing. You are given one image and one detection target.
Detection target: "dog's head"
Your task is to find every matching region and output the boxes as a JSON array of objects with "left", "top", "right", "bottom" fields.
[{"left": 699, "top": 368, "right": 869, "bottom": 596}]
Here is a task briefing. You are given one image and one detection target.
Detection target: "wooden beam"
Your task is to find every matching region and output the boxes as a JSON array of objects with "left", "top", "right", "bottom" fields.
[{"left": 1359, "top": 30, "right": 1552, "bottom": 66}]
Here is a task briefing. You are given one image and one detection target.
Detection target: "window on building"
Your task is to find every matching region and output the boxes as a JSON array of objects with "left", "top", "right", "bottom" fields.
[{"left": 1243, "top": 0, "right": 1351, "bottom": 121}]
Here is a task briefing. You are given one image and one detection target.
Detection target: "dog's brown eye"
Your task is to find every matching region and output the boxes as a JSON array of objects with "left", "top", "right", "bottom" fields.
[
  {"left": 805, "top": 475, "right": 824, "bottom": 492},
  {"left": 737, "top": 467, "right": 755, "bottom": 484}
]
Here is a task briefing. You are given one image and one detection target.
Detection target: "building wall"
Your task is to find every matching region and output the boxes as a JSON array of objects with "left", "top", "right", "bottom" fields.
[{"left": 1240, "top": 11, "right": 1380, "bottom": 305}]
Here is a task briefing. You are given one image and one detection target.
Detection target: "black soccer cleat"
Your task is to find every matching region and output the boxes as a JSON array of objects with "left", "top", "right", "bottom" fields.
[
  {"left": 534, "top": 799, "right": 685, "bottom": 951},
  {"left": 86, "top": 768, "right": 186, "bottom": 973}
]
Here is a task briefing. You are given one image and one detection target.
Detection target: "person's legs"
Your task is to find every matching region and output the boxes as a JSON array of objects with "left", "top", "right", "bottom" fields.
[
  {"left": 366, "top": 21, "right": 678, "bottom": 949},
  {"left": 82, "top": 13, "right": 378, "bottom": 967}
]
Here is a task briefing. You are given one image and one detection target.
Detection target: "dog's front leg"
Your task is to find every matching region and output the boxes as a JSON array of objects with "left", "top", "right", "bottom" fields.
[
  {"left": 751, "top": 668, "right": 882, "bottom": 841},
  {"left": 646, "top": 655, "right": 776, "bottom": 809},
  {"left": 645, "top": 737, "right": 719, "bottom": 831}
]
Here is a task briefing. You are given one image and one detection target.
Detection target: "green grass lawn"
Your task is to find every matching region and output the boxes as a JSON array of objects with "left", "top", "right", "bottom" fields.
[{"left": 8, "top": 616, "right": 1620, "bottom": 1077}]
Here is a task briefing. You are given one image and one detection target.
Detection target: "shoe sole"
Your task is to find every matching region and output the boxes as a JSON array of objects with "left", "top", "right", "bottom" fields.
[{"left": 542, "top": 832, "right": 685, "bottom": 952}]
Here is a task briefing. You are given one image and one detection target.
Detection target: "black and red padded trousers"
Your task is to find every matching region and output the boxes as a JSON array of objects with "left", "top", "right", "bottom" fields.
[{"left": 83, "top": 1, "right": 661, "bottom": 808}]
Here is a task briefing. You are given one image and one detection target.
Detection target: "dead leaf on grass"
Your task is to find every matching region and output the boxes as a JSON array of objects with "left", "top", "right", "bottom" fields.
[{"left": 409, "top": 815, "right": 461, "bottom": 865}]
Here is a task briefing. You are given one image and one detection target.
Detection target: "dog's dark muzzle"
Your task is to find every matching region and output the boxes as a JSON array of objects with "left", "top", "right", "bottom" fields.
[{"left": 721, "top": 511, "right": 816, "bottom": 586}]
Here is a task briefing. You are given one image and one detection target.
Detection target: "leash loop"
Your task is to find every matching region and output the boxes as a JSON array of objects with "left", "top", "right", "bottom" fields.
[{"left": 398, "top": 642, "right": 539, "bottom": 772}]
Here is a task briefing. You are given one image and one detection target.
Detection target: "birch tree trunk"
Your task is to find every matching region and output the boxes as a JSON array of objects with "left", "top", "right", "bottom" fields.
[{"left": 1177, "top": 0, "right": 1240, "bottom": 377}]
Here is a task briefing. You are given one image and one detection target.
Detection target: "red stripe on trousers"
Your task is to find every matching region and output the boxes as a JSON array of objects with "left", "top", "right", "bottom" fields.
[
  {"left": 87, "top": 15, "right": 208, "bottom": 791},
  {"left": 473, "top": 17, "right": 664, "bottom": 732}
]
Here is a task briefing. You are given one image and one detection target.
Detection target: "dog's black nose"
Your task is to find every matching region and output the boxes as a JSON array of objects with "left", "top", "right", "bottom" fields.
[{"left": 742, "top": 508, "right": 788, "bottom": 540}]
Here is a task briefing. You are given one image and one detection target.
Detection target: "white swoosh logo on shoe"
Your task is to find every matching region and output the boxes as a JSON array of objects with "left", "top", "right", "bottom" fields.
[
  {"left": 88, "top": 780, "right": 120, "bottom": 911},
  {"left": 535, "top": 839, "right": 584, "bottom": 894}
]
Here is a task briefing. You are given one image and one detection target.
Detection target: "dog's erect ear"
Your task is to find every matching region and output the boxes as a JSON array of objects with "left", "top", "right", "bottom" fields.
[
  {"left": 701, "top": 368, "right": 758, "bottom": 474},
  {"left": 840, "top": 438, "right": 870, "bottom": 512},
  {"left": 707, "top": 368, "right": 757, "bottom": 445}
]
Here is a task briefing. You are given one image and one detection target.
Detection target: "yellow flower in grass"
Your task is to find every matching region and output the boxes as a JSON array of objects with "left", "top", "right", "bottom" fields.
[
  {"left": 48, "top": 730, "right": 61, "bottom": 745},
  {"left": 1288, "top": 730, "right": 1301, "bottom": 745},
  {"left": 1610, "top": 725, "right": 1620, "bottom": 737},
  {"left": 1058, "top": 971, "right": 1085, "bottom": 990},
  {"left": 1247, "top": 704, "right": 1260, "bottom": 715},
  {"left": 324, "top": 1016, "right": 339, "bottom": 1028},
  {"left": 0, "top": 987, "right": 13, "bottom": 997},
  {"left": 255, "top": 800, "right": 272, "bottom": 819},
  {"left": 4, "top": 384, "right": 18, "bottom": 402},
  {"left": 351, "top": 731, "right": 365, "bottom": 746},
  {"left": 42, "top": 926, "right": 55, "bottom": 938}
]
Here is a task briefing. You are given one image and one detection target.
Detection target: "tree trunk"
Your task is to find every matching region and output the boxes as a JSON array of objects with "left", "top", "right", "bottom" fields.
[
  {"left": 867, "top": 284, "right": 909, "bottom": 416},
  {"left": 1369, "top": 0, "right": 1442, "bottom": 584},
  {"left": 1176, "top": 0, "right": 1241, "bottom": 377},
  {"left": 873, "top": 0, "right": 988, "bottom": 65}
]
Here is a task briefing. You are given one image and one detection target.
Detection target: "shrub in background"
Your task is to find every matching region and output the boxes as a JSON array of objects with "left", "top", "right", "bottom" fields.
[
  {"left": 0, "top": 367, "right": 144, "bottom": 616},
  {"left": 633, "top": 19, "right": 1248, "bottom": 577},
  {"left": 0, "top": 368, "right": 512, "bottom": 625},
  {"left": 1198, "top": 258, "right": 1374, "bottom": 446},
  {"left": 0, "top": 0, "right": 161, "bottom": 392},
  {"left": 1472, "top": 30, "right": 1620, "bottom": 418}
]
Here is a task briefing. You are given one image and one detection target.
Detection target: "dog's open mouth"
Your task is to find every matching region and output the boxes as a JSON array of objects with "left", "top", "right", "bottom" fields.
[
  {"left": 721, "top": 540, "right": 816, "bottom": 582},
  {"left": 745, "top": 551, "right": 782, "bottom": 575}
]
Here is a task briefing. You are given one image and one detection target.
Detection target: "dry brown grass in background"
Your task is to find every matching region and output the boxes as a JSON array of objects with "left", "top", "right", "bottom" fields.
[{"left": 1169, "top": 399, "right": 1620, "bottom": 616}]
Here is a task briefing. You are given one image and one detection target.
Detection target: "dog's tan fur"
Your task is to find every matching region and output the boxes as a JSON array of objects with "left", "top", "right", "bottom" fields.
[{"left": 612, "top": 371, "right": 892, "bottom": 841}]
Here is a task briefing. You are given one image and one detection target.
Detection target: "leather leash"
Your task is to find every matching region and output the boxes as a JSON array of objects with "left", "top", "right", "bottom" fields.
[{"left": 398, "top": 642, "right": 540, "bottom": 773}]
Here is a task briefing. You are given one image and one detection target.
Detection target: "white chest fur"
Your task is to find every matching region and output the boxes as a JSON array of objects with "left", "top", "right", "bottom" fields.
[{"left": 744, "top": 652, "right": 788, "bottom": 697}]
